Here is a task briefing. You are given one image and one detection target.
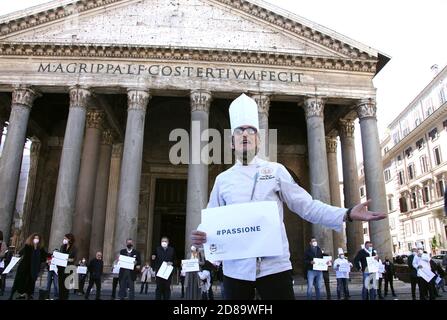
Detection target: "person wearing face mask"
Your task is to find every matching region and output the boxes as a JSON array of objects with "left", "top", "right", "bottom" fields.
[
  {"left": 191, "top": 94, "right": 387, "bottom": 300},
  {"left": 140, "top": 261, "right": 154, "bottom": 295},
  {"left": 152, "top": 236, "right": 176, "bottom": 300},
  {"left": 75, "top": 257, "right": 88, "bottom": 295},
  {"left": 118, "top": 238, "right": 141, "bottom": 300},
  {"left": 303, "top": 238, "right": 326, "bottom": 300},
  {"left": 333, "top": 248, "right": 352, "bottom": 300},
  {"left": 407, "top": 247, "right": 419, "bottom": 300},
  {"left": 8, "top": 233, "right": 47, "bottom": 300},
  {"left": 58, "top": 233, "right": 77, "bottom": 300},
  {"left": 184, "top": 245, "right": 203, "bottom": 300},
  {"left": 354, "top": 241, "right": 377, "bottom": 300},
  {"left": 383, "top": 256, "right": 397, "bottom": 297},
  {"left": 412, "top": 247, "right": 435, "bottom": 300}
]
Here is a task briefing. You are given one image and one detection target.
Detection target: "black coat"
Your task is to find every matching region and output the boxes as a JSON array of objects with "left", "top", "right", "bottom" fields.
[
  {"left": 119, "top": 248, "right": 141, "bottom": 281},
  {"left": 353, "top": 249, "right": 376, "bottom": 272},
  {"left": 153, "top": 246, "right": 176, "bottom": 272},
  {"left": 407, "top": 254, "right": 418, "bottom": 278},
  {"left": 384, "top": 260, "right": 395, "bottom": 278},
  {"left": 88, "top": 258, "right": 103, "bottom": 279},
  {"left": 12, "top": 245, "right": 47, "bottom": 294},
  {"left": 303, "top": 246, "right": 323, "bottom": 273}
]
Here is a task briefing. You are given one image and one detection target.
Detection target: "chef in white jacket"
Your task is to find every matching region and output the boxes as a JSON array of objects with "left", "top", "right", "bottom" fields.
[
  {"left": 191, "top": 93, "right": 386, "bottom": 300},
  {"left": 333, "top": 248, "right": 352, "bottom": 300}
]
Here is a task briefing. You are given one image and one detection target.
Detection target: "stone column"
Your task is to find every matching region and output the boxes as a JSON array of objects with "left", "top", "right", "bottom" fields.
[
  {"left": 49, "top": 86, "right": 91, "bottom": 251},
  {"left": 356, "top": 99, "right": 393, "bottom": 258},
  {"left": 89, "top": 129, "right": 113, "bottom": 259},
  {"left": 185, "top": 90, "right": 212, "bottom": 256},
  {"left": 338, "top": 119, "right": 364, "bottom": 258},
  {"left": 0, "top": 86, "right": 39, "bottom": 243},
  {"left": 20, "top": 137, "right": 41, "bottom": 242},
  {"left": 72, "top": 110, "right": 104, "bottom": 260},
  {"left": 251, "top": 94, "right": 270, "bottom": 158},
  {"left": 103, "top": 143, "right": 123, "bottom": 267},
  {"left": 113, "top": 90, "right": 150, "bottom": 254},
  {"left": 326, "top": 135, "right": 346, "bottom": 253},
  {"left": 302, "top": 97, "right": 333, "bottom": 254}
]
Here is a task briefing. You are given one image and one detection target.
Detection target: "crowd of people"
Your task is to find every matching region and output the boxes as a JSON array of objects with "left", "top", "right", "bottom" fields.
[
  {"left": 303, "top": 238, "right": 447, "bottom": 300},
  {"left": 0, "top": 94, "right": 446, "bottom": 301},
  {"left": 0, "top": 231, "right": 224, "bottom": 300}
]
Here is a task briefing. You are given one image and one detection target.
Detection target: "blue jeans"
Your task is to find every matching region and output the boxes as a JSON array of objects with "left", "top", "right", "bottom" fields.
[
  {"left": 362, "top": 272, "right": 377, "bottom": 300},
  {"left": 46, "top": 271, "right": 58, "bottom": 297},
  {"left": 307, "top": 270, "right": 322, "bottom": 300}
]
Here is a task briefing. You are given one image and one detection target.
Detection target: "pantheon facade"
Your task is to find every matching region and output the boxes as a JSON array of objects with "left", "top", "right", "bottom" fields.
[{"left": 0, "top": 0, "right": 393, "bottom": 270}]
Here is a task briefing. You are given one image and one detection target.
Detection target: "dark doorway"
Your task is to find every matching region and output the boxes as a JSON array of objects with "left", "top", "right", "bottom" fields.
[{"left": 152, "top": 179, "right": 187, "bottom": 262}]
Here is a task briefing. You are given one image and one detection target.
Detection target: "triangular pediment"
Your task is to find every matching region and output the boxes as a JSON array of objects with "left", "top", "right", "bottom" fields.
[{"left": 0, "top": 0, "right": 381, "bottom": 61}]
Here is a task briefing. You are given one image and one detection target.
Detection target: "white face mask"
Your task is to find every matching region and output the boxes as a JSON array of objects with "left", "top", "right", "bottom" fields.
[
  {"left": 311, "top": 241, "right": 317, "bottom": 247},
  {"left": 161, "top": 241, "right": 168, "bottom": 248},
  {"left": 63, "top": 239, "right": 68, "bottom": 245},
  {"left": 340, "top": 255, "right": 345, "bottom": 259},
  {"left": 33, "top": 238, "right": 39, "bottom": 245}
]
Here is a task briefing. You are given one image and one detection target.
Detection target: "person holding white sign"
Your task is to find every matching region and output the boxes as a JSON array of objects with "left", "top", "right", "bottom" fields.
[
  {"left": 75, "top": 258, "right": 88, "bottom": 295},
  {"left": 191, "top": 94, "right": 387, "bottom": 300},
  {"left": 8, "top": 233, "right": 47, "bottom": 300},
  {"left": 118, "top": 238, "right": 141, "bottom": 300},
  {"left": 304, "top": 238, "right": 325, "bottom": 300},
  {"left": 152, "top": 236, "right": 176, "bottom": 300},
  {"left": 58, "top": 233, "right": 77, "bottom": 300},
  {"left": 354, "top": 241, "right": 377, "bottom": 300},
  {"left": 413, "top": 248, "right": 436, "bottom": 300},
  {"left": 333, "top": 248, "right": 352, "bottom": 300},
  {"left": 375, "top": 255, "right": 385, "bottom": 300},
  {"left": 139, "top": 261, "right": 154, "bottom": 295},
  {"left": 45, "top": 251, "right": 59, "bottom": 299},
  {"left": 184, "top": 245, "right": 203, "bottom": 300}
]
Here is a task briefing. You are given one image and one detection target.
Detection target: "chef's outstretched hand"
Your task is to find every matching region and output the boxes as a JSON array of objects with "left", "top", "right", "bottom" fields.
[
  {"left": 191, "top": 230, "right": 207, "bottom": 246},
  {"left": 350, "top": 199, "right": 386, "bottom": 222}
]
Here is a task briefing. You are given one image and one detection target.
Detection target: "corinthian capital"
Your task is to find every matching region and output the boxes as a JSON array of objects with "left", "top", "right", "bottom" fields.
[
  {"left": 12, "top": 85, "right": 40, "bottom": 109},
  {"left": 338, "top": 119, "right": 355, "bottom": 138},
  {"left": 112, "top": 143, "right": 123, "bottom": 157},
  {"left": 303, "top": 96, "right": 325, "bottom": 119},
  {"left": 250, "top": 93, "right": 270, "bottom": 116},
  {"left": 326, "top": 136, "right": 338, "bottom": 153},
  {"left": 86, "top": 110, "right": 105, "bottom": 129},
  {"left": 127, "top": 89, "right": 151, "bottom": 112},
  {"left": 69, "top": 86, "right": 91, "bottom": 109},
  {"left": 102, "top": 129, "right": 114, "bottom": 145},
  {"left": 356, "top": 98, "right": 377, "bottom": 119},
  {"left": 190, "top": 90, "right": 212, "bottom": 113}
]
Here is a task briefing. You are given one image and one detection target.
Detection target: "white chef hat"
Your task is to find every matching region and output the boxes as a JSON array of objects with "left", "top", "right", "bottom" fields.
[
  {"left": 229, "top": 94, "right": 259, "bottom": 134},
  {"left": 338, "top": 248, "right": 344, "bottom": 255}
]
